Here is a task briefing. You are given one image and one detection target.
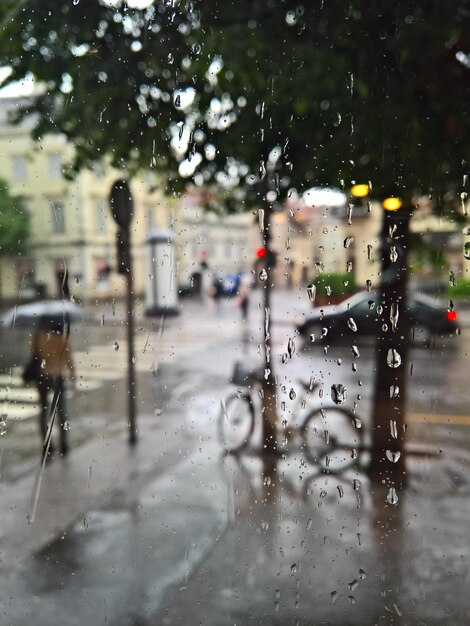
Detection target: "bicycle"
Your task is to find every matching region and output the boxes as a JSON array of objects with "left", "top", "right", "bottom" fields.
[{"left": 218, "top": 362, "right": 366, "bottom": 474}]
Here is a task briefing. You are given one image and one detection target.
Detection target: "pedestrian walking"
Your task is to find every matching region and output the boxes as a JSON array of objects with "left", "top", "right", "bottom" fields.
[
  {"left": 237, "top": 273, "right": 252, "bottom": 322},
  {"left": 31, "top": 322, "right": 76, "bottom": 457}
]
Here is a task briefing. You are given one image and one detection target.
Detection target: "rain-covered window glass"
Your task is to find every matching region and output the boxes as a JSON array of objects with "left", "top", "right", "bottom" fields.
[{"left": 0, "top": 3, "right": 468, "bottom": 625}]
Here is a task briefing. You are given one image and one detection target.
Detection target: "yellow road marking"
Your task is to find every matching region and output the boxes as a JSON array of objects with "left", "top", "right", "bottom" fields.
[{"left": 408, "top": 412, "right": 470, "bottom": 426}]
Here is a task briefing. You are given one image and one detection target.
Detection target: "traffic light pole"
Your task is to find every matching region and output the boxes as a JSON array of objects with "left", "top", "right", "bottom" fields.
[
  {"left": 125, "top": 234, "right": 137, "bottom": 445},
  {"left": 260, "top": 201, "right": 278, "bottom": 454},
  {"left": 110, "top": 181, "right": 137, "bottom": 446},
  {"left": 369, "top": 206, "right": 411, "bottom": 487}
]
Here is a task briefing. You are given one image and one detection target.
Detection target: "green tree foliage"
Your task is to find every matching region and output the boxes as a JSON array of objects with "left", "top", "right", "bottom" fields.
[
  {"left": 0, "top": 179, "right": 29, "bottom": 257},
  {"left": 0, "top": 1, "right": 468, "bottom": 209}
]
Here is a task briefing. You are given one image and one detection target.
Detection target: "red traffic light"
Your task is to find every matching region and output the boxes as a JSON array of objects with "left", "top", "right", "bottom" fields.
[
  {"left": 256, "top": 247, "right": 267, "bottom": 259},
  {"left": 446, "top": 310, "right": 458, "bottom": 321}
]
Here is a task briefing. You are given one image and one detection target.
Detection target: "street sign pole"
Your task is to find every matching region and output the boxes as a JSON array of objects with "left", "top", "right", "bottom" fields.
[{"left": 109, "top": 180, "right": 137, "bottom": 445}]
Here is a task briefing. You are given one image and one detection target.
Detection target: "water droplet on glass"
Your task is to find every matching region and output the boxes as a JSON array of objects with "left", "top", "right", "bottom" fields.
[
  {"left": 390, "top": 303, "right": 399, "bottom": 331},
  {"left": 258, "top": 208, "right": 265, "bottom": 232},
  {"left": 131, "top": 356, "right": 136, "bottom": 364},
  {"left": 261, "top": 521, "right": 269, "bottom": 531},
  {"left": 368, "top": 300, "right": 375, "bottom": 310},
  {"left": 387, "top": 348, "right": 401, "bottom": 368},
  {"left": 259, "top": 269, "right": 268, "bottom": 281},
  {"left": 351, "top": 345, "right": 360, "bottom": 358},
  {"left": 386, "top": 487, "right": 399, "bottom": 506},
  {"left": 306, "top": 283, "right": 316, "bottom": 302},
  {"left": 344, "top": 236, "right": 354, "bottom": 248},
  {"left": 367, "top": 244, "right": 373, "bottom": 261},
  {"left": 390, "top": 385, "right": 400, "bottom": 398},
  {"left": 346, "top": 261, "right": 353, "bottom": 273},
  {"left": 259, "top": 160, "right": 267, "bottom": 180},
  {"left": 113, "top": 341, "right": 119, "bottom": 351},
  {"left": 348, "top": 595, "right": 356, "bottom": 605},
  {"left": 331, "top": 384, "right": 347, "bottom": 405},
  {"left": 174, "top": 94, "right": 181, "bottom": 108},
  {"left": 290, "top": 563, "right": 298, "bottom": 574},
  {"left": 358, "top": 568, "right": 367, "bottom": 580},
  {"left": 347, "top": 204, "right": 353, "bottom": 224},
  {"left": 386, "top": 450, "right": 401, "bottom": 463},
  {"left": 63, "top": 420, "right": 71, "bottom": 431},
  {"left": 352, "top": 417, "right": 362, "bottom": 429},
  {"left": 377, "top": 304, "right": 383, "bottom": 315},
  {"left": 337, "top": 485, "right": 344, "bottom": 498},
  {"left": 390, "top": 419, "right": 398, "bottom": 439},
  {"left": 366, "top": 279, "right": 372, "bottom": 292},
  {"left": 287, "top": 337, "right": 295, "bottom": 358},
  {"left": 347, "top": 318, "right": 357, "bottom": 332},
  {"left": 330, "top": 591, "right": 337, "bottom": 604},
  {"left": 336, "top": 358, "right": 342, "bottom": 366},
  {"left": 352, "top": 362, "right": 357, "bottom": 372},
  {"left": 353, "top": 479, "right": 361, "bottom": 491},
  {"left": 289, "top": 388, "right": 296, "bottom": 401},
  {"left": 333, "top": 112, "right": 342, "bottom": 126},
  {"left": 40, "top": 359, "right": 46, "bottom": 369},
  {"left": 325, "top": 285, "right": 332, "bottom": 296},
  {"left": 100, "top": 315, "right": 105, "bottom": 326},
  {"left": 390, "top": 245, "right": 398, "bottom": 262},
  {"left": 348, "top": 579, "right": 359, "bottom": 591},
  {"left": 263, "top": 475, "right": 272, "bottom": 486},
  {"left": 0, "top": 419, "right": 7, "bottom": 436}
]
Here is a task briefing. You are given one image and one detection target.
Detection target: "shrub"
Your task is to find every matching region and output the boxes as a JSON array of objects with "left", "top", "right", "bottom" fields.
[
  {"left": 310, "top": 272, "right": 356, "bottom": 298},
  {"left": 448, "top": 279, "right": 470, "bottom": 298}
]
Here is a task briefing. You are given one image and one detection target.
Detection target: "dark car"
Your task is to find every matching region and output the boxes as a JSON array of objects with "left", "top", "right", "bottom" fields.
[{"left": 296, "top": 291, "right": 459, "bottom": 345}]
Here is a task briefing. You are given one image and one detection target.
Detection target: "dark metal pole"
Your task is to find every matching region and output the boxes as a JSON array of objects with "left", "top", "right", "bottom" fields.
[
  {"left": 109, "top": 180, "right": 137, "bottom": 446},
  {"left": 125, "top": 229, "right": 137, "bottom": 445}
]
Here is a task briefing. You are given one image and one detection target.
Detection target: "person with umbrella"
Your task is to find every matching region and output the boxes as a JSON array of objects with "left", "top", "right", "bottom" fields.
[
  {"left": 31, "top": 319, "right": 76, "bottom": 458},
  {"left": 2, "top": 300, "right": 82, "bottom": 458}
]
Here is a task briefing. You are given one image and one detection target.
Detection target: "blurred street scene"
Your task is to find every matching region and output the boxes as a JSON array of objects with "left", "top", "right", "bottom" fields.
[{"left": 1, "top": 290, "right": 469, "bottom": 624}]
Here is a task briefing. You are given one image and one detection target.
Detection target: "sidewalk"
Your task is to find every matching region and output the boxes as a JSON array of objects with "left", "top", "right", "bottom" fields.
[{"left": 1, "top": 414, "right": 468, "bottom": 625}]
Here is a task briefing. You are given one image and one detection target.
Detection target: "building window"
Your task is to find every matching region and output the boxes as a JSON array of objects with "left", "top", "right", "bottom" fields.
[
  {"left": 48, "top": 154, "right": 63, "bottom": 180},
  {"left": 11, "top": 156, "right": 27, "bottom": 181},
  {"left": 50, "top": 200, "right": 65, "bottom": 233},
  {"left": 95, "top": 200, "right": 108, "bottom": 232}
]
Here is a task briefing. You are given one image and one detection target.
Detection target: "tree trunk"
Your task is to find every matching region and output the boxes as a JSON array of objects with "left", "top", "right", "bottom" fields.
[
  {"left": 369, "top": 207, "right": 412, "bottom": 488},
  {"left": 260, "top": 201, "right": 278, "bottom": 454}
]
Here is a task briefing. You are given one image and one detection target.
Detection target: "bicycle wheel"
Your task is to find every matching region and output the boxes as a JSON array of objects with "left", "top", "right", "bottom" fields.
[
  {"left": 218, "top": 392, "right": 255, "bottom": 453},
  {"left": 301, "top": 406, "right": 364, "bottom": 472}
]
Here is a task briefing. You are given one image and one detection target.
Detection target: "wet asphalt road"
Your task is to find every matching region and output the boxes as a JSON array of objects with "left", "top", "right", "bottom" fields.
[{"left": 0, "top": 291, "right": 469, "bottom": 624}]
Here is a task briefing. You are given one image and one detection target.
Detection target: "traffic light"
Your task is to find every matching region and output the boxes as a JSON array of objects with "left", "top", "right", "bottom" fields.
[{"left": 256, "top": 246, "right": 277, "bottom": 265}]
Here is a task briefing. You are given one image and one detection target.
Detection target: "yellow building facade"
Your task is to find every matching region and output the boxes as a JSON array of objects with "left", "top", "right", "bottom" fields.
[{"left": 0, "top": 96, "right": 172, "bottom": 304}]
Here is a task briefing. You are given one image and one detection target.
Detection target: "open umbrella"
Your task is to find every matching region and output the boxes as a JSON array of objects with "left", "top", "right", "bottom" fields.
[{"left": 1, "top": 299, "right": 85, "bottom": 329}]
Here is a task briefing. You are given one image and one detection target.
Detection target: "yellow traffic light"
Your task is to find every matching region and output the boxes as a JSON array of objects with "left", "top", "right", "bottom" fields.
[
  {"left": 382, "top": 197, "right": 402, "bottom": 211},
  {"left": 351, "top": 184, "right": 370, "bottom": 198}
]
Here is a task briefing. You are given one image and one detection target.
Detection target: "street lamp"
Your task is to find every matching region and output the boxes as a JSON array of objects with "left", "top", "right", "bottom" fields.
[
  {"left": 382, "top": 197, "right": 403, "bottom": 212},
  {"left": 351, "top": 184, "right": 370, "bottom": 198}
]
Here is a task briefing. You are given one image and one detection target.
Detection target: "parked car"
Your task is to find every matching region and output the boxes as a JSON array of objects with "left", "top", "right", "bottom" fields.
[{"left": 296, "top": 291, "right": 459, "bottom": 345}]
